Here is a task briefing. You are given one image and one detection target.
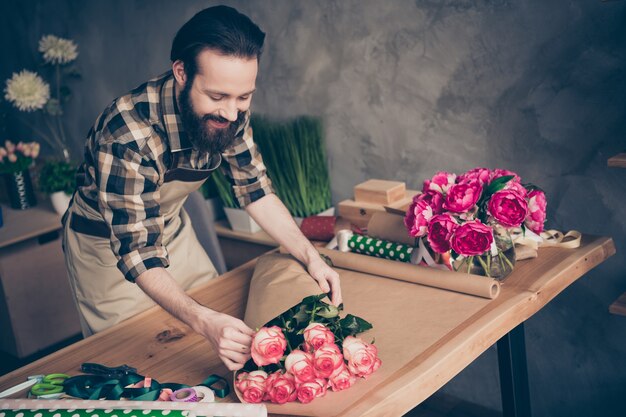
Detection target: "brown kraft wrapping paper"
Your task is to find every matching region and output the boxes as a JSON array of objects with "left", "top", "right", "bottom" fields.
[
  {"left": 238, "top": 253, "right": 494, "bottom": 416},
  {"left": 317, "top": 247, "right": 500, "bottom": 299}
]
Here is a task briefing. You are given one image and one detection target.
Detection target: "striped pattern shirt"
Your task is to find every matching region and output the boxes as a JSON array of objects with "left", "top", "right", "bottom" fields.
[{"left": 75, "top": 71, "right": 273, "bottom": 281}]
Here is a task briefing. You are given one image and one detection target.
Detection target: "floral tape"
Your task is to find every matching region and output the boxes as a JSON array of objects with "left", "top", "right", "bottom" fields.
[
  {"left": 190, "top": 385, "right": 215, "bottom": 403},
  {"left": 170, "top": 388, "right": 198, "bottom": 402},
  {"left": 347, "top": 234, "right": 414, "bottom": 262}
]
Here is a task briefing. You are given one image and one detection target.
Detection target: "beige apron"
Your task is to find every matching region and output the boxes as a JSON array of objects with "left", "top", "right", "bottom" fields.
[{"left": 63, "top": 158, "right": 220, "bottom": 336}]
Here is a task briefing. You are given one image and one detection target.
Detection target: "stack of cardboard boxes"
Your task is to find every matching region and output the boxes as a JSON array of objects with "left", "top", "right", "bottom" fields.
[{"left": 338, "top": 179, "right": 418, "bottom": 228}]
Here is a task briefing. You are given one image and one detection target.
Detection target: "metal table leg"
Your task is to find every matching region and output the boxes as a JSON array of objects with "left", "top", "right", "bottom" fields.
[{"left": 497, "top": 322, "right": 532, "bottom": 417}]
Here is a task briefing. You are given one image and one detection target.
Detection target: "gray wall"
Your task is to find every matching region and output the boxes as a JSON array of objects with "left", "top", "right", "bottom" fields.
[{"left": 2, "top": 1, "right": 625, "bottom": 415}]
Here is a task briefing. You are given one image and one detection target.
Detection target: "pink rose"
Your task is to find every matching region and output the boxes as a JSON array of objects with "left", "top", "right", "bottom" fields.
[
  {"left": 265, "top": 372, "right": 297, "bottom": 404},
  {"left": 427, "top": 214, "right": 458, "bottom": 254},
  {"left": 458, "top": 167, "right": 492, "bottom": 185},
  {"left": 285, "top": 349, "right": 316, "bottom": 383},
  {"left": 342, "top": 336, "right": 382, "bottom": 378},
  {"left": 328, "top": 364, "right": 357, "bottom": 392},
  {"left": 303, "top": 323, "right": 335, "bottom": 352},
  {"left": 235, "top": 370, "right": 268, "bottom": 404},
  {"left": 443, "top": 180, "right": 482, "bottom": 213},
  {"left": 450, "top": 220, "right": 494, "bottom": 256},
  {"left": 423, "top": 171, "right": 456, "bottom": 194},
  {"left": 525, "top": 190, "right": 547, "bottom": 234},
  {"left": 296, "top": 378, "right": 327, "bottom": 404},
  {"left": 251, "top": 326, "right": 287, "bottom": 366},
  {"left": 488, "top": 190, "right": 528, "bottom": 228},
  {"left": 491, "top": 168, "right": 521, "bottom": 183},
  {"left": 313, "top": 343, "right": 344, "bottom": 378}
]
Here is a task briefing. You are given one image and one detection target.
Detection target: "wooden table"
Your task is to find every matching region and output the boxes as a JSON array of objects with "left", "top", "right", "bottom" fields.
[{"left": 0, "top": 235, "right": 615, "bottom": 417}]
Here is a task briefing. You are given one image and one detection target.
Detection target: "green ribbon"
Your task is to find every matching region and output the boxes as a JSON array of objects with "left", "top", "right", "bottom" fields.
[{"left": 63, "top": 372, "right": 229, "bottom": 401}]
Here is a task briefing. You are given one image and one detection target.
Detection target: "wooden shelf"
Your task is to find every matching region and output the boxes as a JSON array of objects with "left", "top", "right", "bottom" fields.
[
  {"left": 608, "top": 153, "right": 626, "bottom": 168},
  {"left": 609, "top": 292, "right": 626, "bottom": 316},
  {"left": 0, "top": 202, "right": 61, "bottom": 249}
]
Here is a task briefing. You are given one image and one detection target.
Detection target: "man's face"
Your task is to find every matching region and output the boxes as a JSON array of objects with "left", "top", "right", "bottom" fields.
[{"left": 175, "top": 48, "right": 258, "bottom": 154}]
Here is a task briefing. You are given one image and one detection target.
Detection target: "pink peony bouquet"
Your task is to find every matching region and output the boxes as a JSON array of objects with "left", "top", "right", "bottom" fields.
[
  {"left": 235, "top": 294, "right": 381, "bottom": 404},
  {"left": 0, "top": 140, "right": 40, "bottom": 174},
  {"left": 404, "top": 168, "right": 547, "bottom": 278}
]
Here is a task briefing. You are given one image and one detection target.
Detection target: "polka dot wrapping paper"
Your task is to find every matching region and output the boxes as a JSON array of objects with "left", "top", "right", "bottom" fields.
[
  {"left": 348, "top": 234, "right": 414, "bottom": 262},
  {"left": 299, "top": 215, "right": 336, "bottom": 241},
  {"left": 0, "top": 399, "right": 267, "bottom": 417}
]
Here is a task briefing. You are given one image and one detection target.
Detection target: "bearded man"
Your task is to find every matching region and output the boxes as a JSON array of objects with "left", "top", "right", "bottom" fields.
[{"left": 62, "top": 5, "right": 341, "bottom": 371}]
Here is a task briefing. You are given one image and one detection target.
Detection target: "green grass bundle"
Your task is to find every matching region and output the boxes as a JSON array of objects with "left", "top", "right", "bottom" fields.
[{"left": 251, "top": 115, "right": 331, "bottom": 218}]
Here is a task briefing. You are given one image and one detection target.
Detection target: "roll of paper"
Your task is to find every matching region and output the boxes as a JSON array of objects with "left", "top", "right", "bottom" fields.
[
  {"left": 367, "top": 211, "right": 415, "bottom": 246},
  {"left": 348, "top": 234, "right": 414, "bottom": 263},
  {"left": 318, "top": 247, "right": 500, "bottom": 299}
]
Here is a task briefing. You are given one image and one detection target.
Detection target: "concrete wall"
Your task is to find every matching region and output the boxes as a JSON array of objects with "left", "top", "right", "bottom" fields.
[{"left": 1, "top": 1, "right": 625, "bottom": 415}]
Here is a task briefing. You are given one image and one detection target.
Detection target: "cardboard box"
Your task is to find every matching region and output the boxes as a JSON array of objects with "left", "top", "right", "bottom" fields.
[
  {"left": 339, "top": 190, "right": 418, "bottom": 228},
  {"left": 354, "top": 179, "right": 406, "bottom": 205}
]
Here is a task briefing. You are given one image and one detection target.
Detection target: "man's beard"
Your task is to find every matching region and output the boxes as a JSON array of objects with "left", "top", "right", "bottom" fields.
[{"left": 178, "top": 81, "right": 245, "bottom": 155}]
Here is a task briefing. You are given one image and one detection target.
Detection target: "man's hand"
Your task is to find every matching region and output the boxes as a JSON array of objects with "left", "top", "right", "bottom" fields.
[
  {"left": 193, "top": 309, "right": 255, "bottom": 371},
  {"left": 307, "top": 256, "right": 342, "bottom": 306}
]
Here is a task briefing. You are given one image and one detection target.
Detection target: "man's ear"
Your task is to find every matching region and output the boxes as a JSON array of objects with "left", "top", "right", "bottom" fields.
[{"left": 172, "top": 60, "right": 187, "bottom": 86}]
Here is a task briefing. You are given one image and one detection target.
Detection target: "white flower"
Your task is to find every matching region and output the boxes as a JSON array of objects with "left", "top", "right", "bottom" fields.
[
  {"left": 4, "top": 70, "right": 50, "bottom": 112},
  {"left": 38, "top": 34, "right": 78, "bottom": 65}
]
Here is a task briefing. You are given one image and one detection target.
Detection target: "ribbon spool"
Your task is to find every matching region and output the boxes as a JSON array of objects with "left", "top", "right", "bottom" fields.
[
  {"left": 170, "top": 388, "right": 198, "bottom": 402},
  {"left": 191, "top": 385, "right": 215, "bottom": 403}
]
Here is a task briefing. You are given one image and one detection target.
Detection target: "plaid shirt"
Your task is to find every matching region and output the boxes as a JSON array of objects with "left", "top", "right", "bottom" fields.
[{"left": 75, "top": 71, "right": 273, "bottom": 281}]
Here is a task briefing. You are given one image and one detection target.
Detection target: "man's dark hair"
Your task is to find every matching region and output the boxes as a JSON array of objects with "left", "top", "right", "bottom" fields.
[{"left": 170, "top": 5, "right": 265, "bottom": 80}]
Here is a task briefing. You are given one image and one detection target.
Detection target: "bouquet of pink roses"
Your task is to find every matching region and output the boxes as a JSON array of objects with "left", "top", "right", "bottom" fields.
[
  {"left": 404, "top": 168, "right": 547, "bottom": 278},
  {"left": 235, "top": 294, "right": 381, "bottom": 405}
]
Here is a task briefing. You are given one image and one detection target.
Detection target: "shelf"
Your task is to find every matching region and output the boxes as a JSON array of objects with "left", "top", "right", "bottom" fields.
[
  {"left": 608, "top": 153, "right": 626, "bottom": 168},
  {"left": 0, "top": 202, "right": 62, "bottom": 249},
  {"left": 214, "top": 219, "right": 277, "bottom": 247},
  {"left": 609, "top": 292, "right": 626, "bottom": 316}
]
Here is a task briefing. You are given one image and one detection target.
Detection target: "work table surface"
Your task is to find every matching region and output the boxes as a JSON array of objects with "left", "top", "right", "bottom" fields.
[{"left": 0, "top": 235, "right": 615, "bottom": 417}]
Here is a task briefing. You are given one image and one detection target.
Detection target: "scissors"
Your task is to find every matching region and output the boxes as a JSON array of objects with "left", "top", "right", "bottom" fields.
[
  {"left": 30, "top": 373, "right": 70, "bottom": 397},
  {"left": 0, "top": 373, "right": 69, "bottom": 399}
]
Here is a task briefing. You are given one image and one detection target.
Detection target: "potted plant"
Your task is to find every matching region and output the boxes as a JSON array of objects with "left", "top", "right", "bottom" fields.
[
  {"left": 208, "top": 168, "right": 261, "bottom": 233},
  {"left": 38, "top": 160, "right": 76, "bottom": 215},
  {"left": 0, "top": 140, "right": 40, "bottom": 210},
  {"left": 252, "top": 115, "right": 333, "bottom": 221}
]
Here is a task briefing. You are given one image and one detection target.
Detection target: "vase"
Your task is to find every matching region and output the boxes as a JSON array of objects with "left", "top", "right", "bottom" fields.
[
  {"left": 454, "top": 224, "right": 516, "bottom": 280},
  {"left": 3, "top": 170, "right": 37, "bottom": 210},
  {"left": 223, "top": 207, "right": 261, "bottom": 233},
  {"left": 50, "top": 191, "right": 72, "bottom": 216}
]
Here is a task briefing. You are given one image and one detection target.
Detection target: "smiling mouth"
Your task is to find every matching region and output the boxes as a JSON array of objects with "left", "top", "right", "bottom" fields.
[{"left": 207, "top": 119, "right": 230, "bottom": 129}]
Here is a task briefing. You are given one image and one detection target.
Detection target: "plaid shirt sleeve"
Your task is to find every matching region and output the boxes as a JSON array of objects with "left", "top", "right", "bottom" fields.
[
  {"left": 95, "top": 129, "right": 169, "bottom": 282},
  {"left": 220, "top": 112, "right": 274, "bottom": 206}
]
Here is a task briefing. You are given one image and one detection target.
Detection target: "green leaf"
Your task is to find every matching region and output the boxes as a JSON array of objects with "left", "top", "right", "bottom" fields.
[
  {"left": 316, "top": 304, "right": 340, "bottom": 319},
  {"left": 339, "top": 314, "right": 373, "bottom": 337},
  {"left": 485, "top": 175, "right": 514, "bottom": 195},
  {"left": 300, "top": 294, "right": 327, "bottom": 305},
  {"left": 60, "top": 86, "right": 72, "bottom": 103}
]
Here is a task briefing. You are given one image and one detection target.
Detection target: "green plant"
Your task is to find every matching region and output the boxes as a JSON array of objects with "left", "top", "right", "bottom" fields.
[
  {"left": 251, "top": 115, "right": 331, "bottom": 217},
  {"left": 38, "top": 160, "right": 76, "bottom": 195},
  {"left": 207, "top": 167, "right": 239, "bottom": 208}
]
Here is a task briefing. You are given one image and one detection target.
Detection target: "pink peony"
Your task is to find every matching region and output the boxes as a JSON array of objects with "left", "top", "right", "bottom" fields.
[
  {"left": 503, "top": 180, "right": 528, "bottom": 198},
  {"left": 423, "top": 171, "right": 456, "bottom": 194},
  {"left": 427, "top": 213, "right": 458, "bottom": 253},
  {"left": 458, "top": 167, "right": 492, "bottom": 185},
  {"left": 296, "top": 378, "right": 327, "bottom": 404},
  {"left": 491, "top": 168, "right": 521, "bottom": 183},
  {"left": 251, "top": 326, "right": 287, "bottom": 366},
  {"left": 303, "top": 323, "right": 335, "bottom": 352},
  {"left": 488, "top": 190, "right": 528, "bottom": 228},
  {"left": 285, "top": 349, "right": 316, "bottom": 383},
  {"left": 328, "top": 364, "right": 357, "bottom": 392},
  {"left": 235, "top": 370, "right": 268, "bottom": 404},
  {"left": 342, "top": 336, "right": 382, "bottom": 378},
  {"left": 450, "top": 220, "right": 494, "bottom": 256},
  {"left": 525, "top": 190, "right": 547, "bottom": 234},
  {"left": 264, "top": 372, "right": 297, "bottom": 404},
  {"left": 405, "top": 198, "right": 435, "bottom": 238},
  {"left": 419, "top": 190, "right": 444, "bottom": 213},
  {"left": 443, "top": 180, "right": 482, "bottom": 213},
  {"left": 313, "top": 343, "right": 344, "bottom": 378}
]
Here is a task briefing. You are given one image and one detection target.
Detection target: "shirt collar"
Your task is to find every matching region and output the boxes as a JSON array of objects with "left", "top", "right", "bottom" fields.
[{"left": 159, "top": 72, "right": 192, "bottom": 152}]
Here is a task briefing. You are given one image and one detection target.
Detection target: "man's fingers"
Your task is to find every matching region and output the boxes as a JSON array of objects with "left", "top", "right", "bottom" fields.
[{"left": 221, "top": 356, "right": 244, "bottom": 371}]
